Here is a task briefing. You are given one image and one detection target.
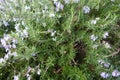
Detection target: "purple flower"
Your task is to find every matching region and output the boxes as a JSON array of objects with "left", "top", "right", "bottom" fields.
[
  {"left": 4, "top": 53, "right": 9, "bottom": 60},
  {"left": 112, "top": 70, "right": 120, "bottom": 77},
  {"left": 0, "top": 0, "right": 4, "bottom": 2},
  {"left": 3, "top": 34, "right": 11, "bottom": 41},
  {"left": 100, "top": 72, "right": 110, "bottom": 78},
  {"left": 98, "top": 59, "right": 110, "bottom": 68},
  {"left": 1, "top": 38, "right": 6, "bottom": 47},
  {"left": 3, "top": 21, "right": 9, "bottom": 27},
  {"left": 83, "top": 6, "right": 90, "bottom": 14},
  {"left": 15, "top": 23, "right": 20, "bottom": 32},
  {"left": 54, "top": 1, "right": 64, "bottom": 12},
  {"left": 103, "top": 62, "right": 110, "bottom": 68}
]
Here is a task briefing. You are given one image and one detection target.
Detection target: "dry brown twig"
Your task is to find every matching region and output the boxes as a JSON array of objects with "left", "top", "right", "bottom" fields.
[{"left": 105, "top": 48, "right": 120, "bottom": 58}]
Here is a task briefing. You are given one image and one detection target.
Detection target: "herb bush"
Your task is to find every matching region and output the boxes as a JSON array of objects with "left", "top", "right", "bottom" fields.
[{"left": 0, "top": 0, "right": 120, "bottom": 80}]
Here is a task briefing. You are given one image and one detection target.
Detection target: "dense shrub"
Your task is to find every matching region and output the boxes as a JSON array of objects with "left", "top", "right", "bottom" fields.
[{"left": 0, "top": 0, "right": 120, "bottom": 80}]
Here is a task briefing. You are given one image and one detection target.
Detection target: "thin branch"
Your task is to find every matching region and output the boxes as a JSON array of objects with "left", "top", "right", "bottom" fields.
[{"left": 105, "top": 48, "right": 120, "bottom": 58}]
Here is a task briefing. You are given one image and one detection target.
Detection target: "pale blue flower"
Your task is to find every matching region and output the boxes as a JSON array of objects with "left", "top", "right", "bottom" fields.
[
  {"left": 103, "top": 32, "right": 109, "bottom": 38},
  {"left": 13, "top": 75, "right": 19, "bottom": 80},
  {"left": 54, "top": 1, "right": 64, "bottom": 12},
  {"left": 103, "top": 62, "right": 110, "bottom": 68},
  {"left": 91, "top": 20, "right": 97, "bottom": 24},
  {"left": 0, "top": 58, "right": 5, "bottom": 63},
  {"left": 65, "top": 0, "right": 79, "bottom": 4},
  {"left": 83, "top": 6, "right": 90, "bottom": 14},
  {"left": 64, "top": 0, "right": 70, "bottom": 4},
  {"left": 3, "top": 21, "right": 9, "bottom": 27},
  {"left": 100, "top": 72, "right": 110, "bottom": 78},
  {"left": 73, "top": 0, "right": 80, "bottom": 3},
  {"left": 98, "top": 59, "right": 105, "bottom": 64},
  {"left": 111, "top": 0, "right": 115, "bottom": 2},
  {"left": 22, "top": 29, "right": 28, "bottom": 38},
  {"left": 90, "top": 34, "right": 98, "bottom": 41},
  {"left": 112, "top": 70, "right": 120, "bottom": 77}
]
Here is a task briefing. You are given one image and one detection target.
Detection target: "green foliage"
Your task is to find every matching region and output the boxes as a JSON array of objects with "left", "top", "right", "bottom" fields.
[{"left": 0, "top": 0, "right": 120, "bottom": 80}]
